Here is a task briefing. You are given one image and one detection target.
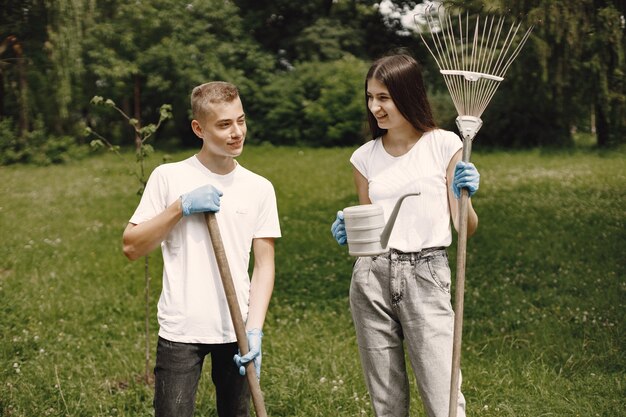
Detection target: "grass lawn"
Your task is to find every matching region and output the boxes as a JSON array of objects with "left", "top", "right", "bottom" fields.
[{"left": 0, "top": 144, "right": 624, "bottom": 416}]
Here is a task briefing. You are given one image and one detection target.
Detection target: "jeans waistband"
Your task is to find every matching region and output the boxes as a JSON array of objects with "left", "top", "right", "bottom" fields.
[{"left": 378, "top": 247, "right": 446, "bottom": 262}]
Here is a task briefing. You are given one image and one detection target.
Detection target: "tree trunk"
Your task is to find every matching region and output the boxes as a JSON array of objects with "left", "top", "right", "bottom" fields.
[
  {"left": 593, "top": 4, "right": 625, "bottom": 147},
  {"left": 322, "top": 0, "right": 333, "bottom": 15},
  {"left": 596, "top": 91, "right": 626, "bottom": 147},
  {"left": 144, "top": 254, "right": 152, "bottom": 384},
  {"left": 134, "top": 75, "right": 142, "bottom": 152},
  {"left": 0, "top": 68, "right": 5, "bottom": 117},
  {"left": 17, "top": 53, "right": 28, "bottom": 137},
  {"left": 595, "top": 97, "right": 608, "bottom": 147},
  {"left": 608, "top": 96, "right": 625, "bottom": 145}
]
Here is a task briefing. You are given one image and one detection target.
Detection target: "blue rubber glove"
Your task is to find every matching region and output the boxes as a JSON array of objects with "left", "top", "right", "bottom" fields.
[
  {"left": 180, "top": 184, "right": 223, "bottom": 216},
  {"left": 452, "top": 161, "right": 480, "bottom": 199},
  {"left": 331, "top": 211, "right": 347, "bottom": 246},
  {"left": 233, "top": 328, "right": 263, "bottom": 380}
]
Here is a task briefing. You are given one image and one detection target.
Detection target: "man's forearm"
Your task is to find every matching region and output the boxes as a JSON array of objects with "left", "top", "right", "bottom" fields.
[
  {"left": 246, "top": 238, "right": 276, "bottom": 330},
  {"left": 122, "top": 199, "right": 183, "bottom": 260},
  {"left": 246, "top": 266, "right": 274, "bottom": 330}
]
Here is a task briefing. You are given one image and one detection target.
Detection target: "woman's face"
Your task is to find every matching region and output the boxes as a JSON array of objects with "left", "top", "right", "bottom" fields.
[{"left": 366, "top": 78, "right": 408, "bottom": 131}]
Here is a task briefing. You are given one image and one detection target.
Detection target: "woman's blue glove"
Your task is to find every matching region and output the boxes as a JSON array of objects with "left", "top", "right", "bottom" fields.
[
  {"left": 452, "top": 161, "right": 480, "bottom": 199},
  {"left": 233, "top": 328, "right": 263, "bottom": 380},
  {"left": 331, "top": 211, "right": 347, "bottom": 246},
  {"left": 180, "top": 184, "right": 223, "bottom": 216}
]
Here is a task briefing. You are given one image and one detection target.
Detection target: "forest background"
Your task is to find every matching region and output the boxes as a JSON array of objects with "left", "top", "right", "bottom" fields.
[{"left": 0, "top": 0, "right": 624, "bottom": 163}]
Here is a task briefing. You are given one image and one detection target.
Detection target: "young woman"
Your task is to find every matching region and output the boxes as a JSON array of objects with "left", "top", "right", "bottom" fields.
[{"left": 331, "top": 54, "right": 480, "bottom": 417}]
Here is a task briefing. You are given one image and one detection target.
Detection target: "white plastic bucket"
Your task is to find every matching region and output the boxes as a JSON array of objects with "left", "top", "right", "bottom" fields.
[{"left": 343, "top": 204, "right": 386, "bottom": 256}]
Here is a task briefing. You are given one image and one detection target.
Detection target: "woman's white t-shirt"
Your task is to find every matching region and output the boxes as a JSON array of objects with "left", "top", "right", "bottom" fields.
[
  {"left": 350, "top": 129, "right": 462, "bottom": 253},
  {"left": 129, "top": 156, "right": 281, "bottom": 344}
]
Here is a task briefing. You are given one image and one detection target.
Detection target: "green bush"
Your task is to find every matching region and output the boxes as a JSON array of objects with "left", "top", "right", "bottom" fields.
[
  {"left": 0, "top": 117, "right": 88, "bottom": 166},
  {"left": 256, "top": 56, "right": 369, "bottom": 147},
  {"left": 429, "top": 90, "right": 458, "bottom": 132},
  {"left": 0, "top": 118, "right": 23, "bottom": 165}
]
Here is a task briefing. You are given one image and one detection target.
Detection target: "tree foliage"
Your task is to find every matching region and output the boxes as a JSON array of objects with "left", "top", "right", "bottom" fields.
[
  {"left": 501, "top": 0, "right": 625, "bottom": 147},
  {"left": 84, "top": 0, "right": 275, "bottom": 147},
  {"left": 255, "top": 56, "right": 369, "bottom": 146},
  {"left": 0, "top": 0, "right": 624, "bottom": 164}
]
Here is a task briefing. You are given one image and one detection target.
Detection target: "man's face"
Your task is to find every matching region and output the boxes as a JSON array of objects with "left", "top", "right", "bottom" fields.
[{"left": 193, "top": 97, "right": 247, "bottom": 158}]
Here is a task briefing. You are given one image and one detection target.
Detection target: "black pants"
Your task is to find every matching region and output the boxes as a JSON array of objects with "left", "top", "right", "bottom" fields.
[{"left": 154, "top": 336, "right": 250, "bottom": 417}]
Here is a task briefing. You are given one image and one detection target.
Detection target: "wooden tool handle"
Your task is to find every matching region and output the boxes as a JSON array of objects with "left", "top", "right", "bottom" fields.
[
  {"left": 449, "top": 138, "right": 472, "bottom": 417},
  {"left": 205, "top": 212, "right": 268, "bottom": 417}
]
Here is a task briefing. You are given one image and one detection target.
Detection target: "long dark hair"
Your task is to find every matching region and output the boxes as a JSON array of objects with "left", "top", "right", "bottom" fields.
[{"left": 365, "top": 54, "right": 436, "bottom": 140}]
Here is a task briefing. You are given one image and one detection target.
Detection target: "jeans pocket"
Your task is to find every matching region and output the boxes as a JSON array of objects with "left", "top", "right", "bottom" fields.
[
  {"left": 352, "top": 257, "right": 373, "bottom": 283},
  {"left": 425, "top": 254, "right": 451, "bottom": 293},
  {"left": 350, "top": 256, "right": 375, "bottom": 306}
]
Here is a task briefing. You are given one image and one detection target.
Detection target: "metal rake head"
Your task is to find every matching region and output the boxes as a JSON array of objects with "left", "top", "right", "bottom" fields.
[{"left": 416, "top": 3, "right": 533, "bottom": 140}]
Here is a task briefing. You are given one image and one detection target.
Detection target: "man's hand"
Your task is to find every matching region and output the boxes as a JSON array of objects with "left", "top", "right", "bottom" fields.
[
  {"left": 180, "top": 184, "right": 223, "bottom": 216},
  {"left": 233, "top": 328, "right": 263, "bottom": 380}
]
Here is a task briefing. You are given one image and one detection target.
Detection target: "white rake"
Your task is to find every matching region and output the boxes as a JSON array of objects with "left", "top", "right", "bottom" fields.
[{"left": 416, "top": 4, "right": 533, "bottom": 417}]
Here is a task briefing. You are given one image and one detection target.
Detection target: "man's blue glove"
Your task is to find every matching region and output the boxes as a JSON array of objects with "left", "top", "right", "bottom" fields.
[
  {"left": 331, "top": 211, "right": 347, "bottom": 246},
  {"left": 452, "top": 161, "right": 480, "bottom": 200},
  {"left": 180, "top": 184, "right": 223, "bottom": 216},
  {"left": 233, "top": 328, "right": 263, "bottom": 380}
]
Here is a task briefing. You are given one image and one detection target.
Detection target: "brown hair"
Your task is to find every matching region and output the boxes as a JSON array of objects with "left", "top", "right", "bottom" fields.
[
  {"left": 365, "top": 54, "right": 436, "bottom": 139},
  {"left": 191, "top": 81, "right": 240, "bottom": 121}
]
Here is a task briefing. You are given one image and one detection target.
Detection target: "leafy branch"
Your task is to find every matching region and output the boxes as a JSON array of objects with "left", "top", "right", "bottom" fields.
[
  {"left": 86, "top": 96, "right": 172, "bottom": 194},
  {"left": 85, "top": 95, "right": 172, "bottom": 384}
]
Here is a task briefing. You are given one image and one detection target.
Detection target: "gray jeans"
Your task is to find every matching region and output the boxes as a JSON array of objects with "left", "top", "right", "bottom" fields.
[{"left": 349, "top": 248, "right": 466, "bottom": 417}]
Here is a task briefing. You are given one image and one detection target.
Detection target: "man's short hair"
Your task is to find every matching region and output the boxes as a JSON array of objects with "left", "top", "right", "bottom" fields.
[{"left": 191, "top": 81, "right": 240, "bottom": 121}]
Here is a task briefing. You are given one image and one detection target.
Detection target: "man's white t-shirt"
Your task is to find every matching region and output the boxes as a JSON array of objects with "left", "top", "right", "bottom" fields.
[
  {"left": 350, "top": 129, "right": 462, "bottom": 253},
  {"left": 129, "top": 155, "right": 281, "bottom": 344}
]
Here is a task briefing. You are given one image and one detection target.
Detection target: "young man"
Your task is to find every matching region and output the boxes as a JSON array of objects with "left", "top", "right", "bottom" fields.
[{"left": 122, "top": 81, "right": 281, "bottom": 417}]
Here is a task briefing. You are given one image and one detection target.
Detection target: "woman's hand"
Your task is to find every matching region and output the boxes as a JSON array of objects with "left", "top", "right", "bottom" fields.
[
  {"left": 452, "top": 161, "right": 480, "bottom": 199},
  {"left": 331, "top": 211, "right": 347, "bottom": 245}
]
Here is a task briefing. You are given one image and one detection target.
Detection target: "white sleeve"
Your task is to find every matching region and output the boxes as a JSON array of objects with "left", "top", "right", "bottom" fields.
[
  {"left": 128, "top": 166, "right": 168, "bottom": 225},
  {"left": 441, "top": 130, "right": 463, "bottom": 169},
  {"left": 349, "top": 140, "right": 375, "bottom": 179},
  {"left": 254, "top": 181, "right": 281, "bottom": 238}
]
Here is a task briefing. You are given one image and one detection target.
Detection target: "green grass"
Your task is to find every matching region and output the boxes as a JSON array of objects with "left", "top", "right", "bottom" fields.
[{"left": 0, "top": 145, "right": 624, "bottom": 416}]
